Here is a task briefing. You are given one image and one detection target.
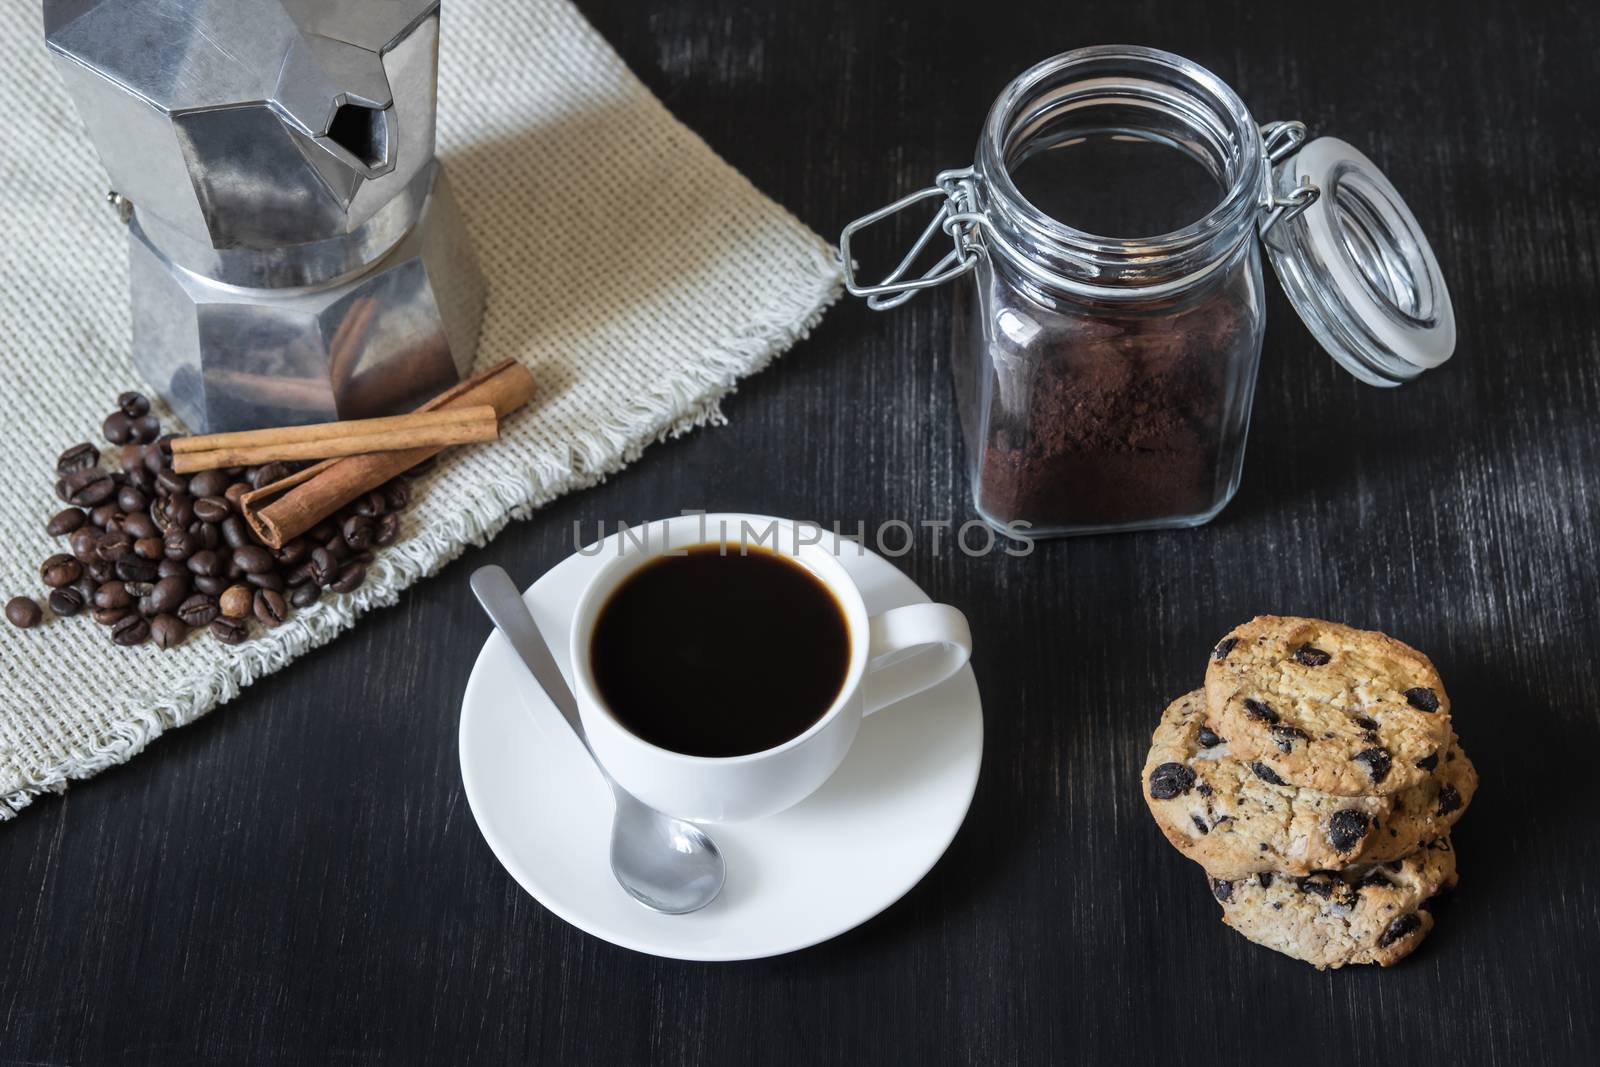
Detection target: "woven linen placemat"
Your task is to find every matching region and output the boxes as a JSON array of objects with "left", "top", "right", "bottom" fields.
[{"left": 0, "top": 0, "right": 840, "bottom": 820}]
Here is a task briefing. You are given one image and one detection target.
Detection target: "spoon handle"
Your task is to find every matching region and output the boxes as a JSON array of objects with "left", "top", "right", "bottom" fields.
[{"left": 470, "top": 565, "right": 598, "bottom": 762}]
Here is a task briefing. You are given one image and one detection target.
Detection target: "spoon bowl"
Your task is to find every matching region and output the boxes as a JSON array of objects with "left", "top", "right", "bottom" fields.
[{"left": 470, "top": 565, "right": 726, "bottom": 914}]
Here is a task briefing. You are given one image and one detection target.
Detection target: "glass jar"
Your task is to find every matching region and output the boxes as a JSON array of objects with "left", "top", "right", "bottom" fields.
[{"left": 842, "top": 46, "right": 1456, "bottom": 538}]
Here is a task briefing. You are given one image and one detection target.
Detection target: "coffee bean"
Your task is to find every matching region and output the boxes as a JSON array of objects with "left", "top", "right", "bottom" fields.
[
  {"left": 308, "top": 520, "right": 336, "bottom": 542},
  {"left": 194, "top": 574, "right": 229, "bottom": 596},
  {"left": 89, "top": 503, "right": 122, "bottom": 528},
  {"left": 381, "top": 479, "right": 411, "bottom": 511},
  {"left": 164, "top": 528, "right": 199, "bottom": 560},
  {"left": 118, "top": 444, "right": 147, "bottom": 472},
  {"left": 116, "top": 484, "right": 148, "bottom": 512},
  {"left": 123, "top": 511, "right": 159, "bottom": 540},
  {"left": 115, "top": 556, "right": 159, "bottom": 583},
  {"left": 374, "top": 513, "right": 401, "bottom": 546},
  {"left": 219, "top": 584, "right": 253, "bottom": 617},
  {"left": 233, "top": 544, "right": 274, "bottom": 574},
  {"left": 224, "top": 482, "right": 251, "bottom": 510},
  {"left": 131, "top": 414, "right": 161, "bottom": 444},
  {"left": 289, "top": 583, "right": 319, "bottom": 609},
  {"left": 56, "top": 442, "right": 101, "bottom": 475},
  {"left": 322, "top": 535, "right": 352, "bottom": 563},
  {"left": 252, "top": 461, "right": 294, "bottom": 489},
  {"left": 47, "top": 507, "right": 87, "bottom": 536},
  {"left": 156, "top": 468, "right": 187, "bottom": 496},
  {"left": 209, "top": 616, "right": 248, "bottom": 645},
  {"left": 48, "top": 586, "right": 85, "bottom": 617},
  {"left": 253, "top": 588, "right": 288, "bottom": 627},
  {"left": 188, "top": 470, "right": 230, "bottom": 498},
  {"left": 102, "top": 411, "right": 134, "bottom": 444},
  {"left": 117, "top": 391, "right": 150, "bottom": 418},
  {"left": 141, "top": 575, "right": 190, "bottom": 616},
  {"left": 285, "top": 559, "right": 316, "bottom": 586},
  {"left": 188, "top": 520, "right": 219, "bottom": 551},
  {"left": 128, "top": 464, "right": 156, "bottom": 493},
  {"left": 157, "top": 558, "right": 187, "bottom": 580},
  {"left": 331, "top": 562, "right": 366, "bottom": 594},
  {"left": 87, "top": 559, "right": 115, "bottom": 584},
  {"left": 177, "top": 594, "right": 220, "bottom": 627},
  {"left": 5, "top": 596, "right": 42, "bottom": 629},
  {"left": 71, "top": 576, "right": 98, "bottom": 602},
  {"left": 193, "top": 496, "right": 229, "bottom": 524},
  {"left": 309, "top": 546, "right": 338, "bottom": 587},
  {"left": 69, "top": 527, "right": 100, "bottom": 562},
  {"left": 226, "top": 555, "right": 245, "bottom": 579},
  {"left": 220, "top": 516, "right": 250, "bottom": 550},
  {"left": 275, "top": 538, "right": 311, "bottom": 567},
  {"left": 111, "top": 614, "right": 151, "bottom": 646},
  {"left": 91, "top": 605, "right": 130, "bottom": 625},
  {"left": 63, "top": 468, "right": 115, "bottom": 506},
  {"left": 158, "top": 492, "right": 195, "bottom": 529},
  {"left": 352, "top": 490, "right": 386, "bottom": 517},
  {"left": 134, "top": 537, "right": 165, "bottom": 560},
  {"left": 246, "top": 570, "right": 285, "bottom": 592},
  {"left": 40, "top": 553, "right": 82, "bottom": 588},
  {"left": 341, "top": 514, "right": 375, "bottom": 550},
  {"left": 187, "top": 549, "right": 225, "bottom": 577},
  {"left": 94, "top": 581, "right": 133, "bottom": 611},
  {"left": 144, "top": 443, "right": 168, "bottom": 475},
  {"left": 95, "top": 530, "right": 132, "bottom": 561},
  {"left": 150, "top": 613, "right": 187, "bottom": 649}
]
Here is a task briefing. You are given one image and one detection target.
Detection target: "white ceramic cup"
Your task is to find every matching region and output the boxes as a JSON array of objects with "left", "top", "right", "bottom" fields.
[{"left": 569, "top": 513, "right": 973, "bottom": 822}]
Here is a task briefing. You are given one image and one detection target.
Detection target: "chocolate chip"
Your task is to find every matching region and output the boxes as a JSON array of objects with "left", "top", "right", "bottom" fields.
[
  {"left": 1257, "top": 872, "right": 1274, "bottom": 888},
  {"left": 1211, "top": 879, "right": 1233, "bottom": 902},
  {"left": 1359, "top": 870, "right": 1393, "bottom": 889},
  {"left": 1327, "top": 809, "right": 1370, "bottom": 852},
  {"left": 1148, "top": 761, "right": 1196, "bottom": 800},
  {"left": 1250, "top": 761, "right": 1285, "bottom": 786},
  {"left": 1196, "top": 782, "right": 1213, "bottom": 797},
  {"left": 1377, "top": 912, "right": 1422, "bottom": 948},
  {"left": 1354, "top": 716, "right": 1378, "bottom": 732},
  {"left": 1212, "top": 637, "right": 1238, "bottom": 661},
  {"left": 1354, "top": 747, "right": 1392, "bottom": 785},
  {"left": 1191, "top": 815, "right": 1210, "bottom": 835},
  {"left": 1415, "top": 751, "right": 1439, "bottom": 772},
  {"left": 1242, "top": 698, "right": 1279, "bottom": 724},
  {"left": 1436, "top": 785, "right": 1462, "bottom": 816},
  {"left": 1197, "top": 726, "right": 1224, "bottom": 748},
  {"left": 1269, "top": 723, "right": 1310, "bottom": 752},
  {"left": 1404, "top": 687, "right": 1440, "bottom": 712},
  {"left": 1292, "top": 644, "right": 1331, "bottom": 666},
  {"left": 1297, "top": 876, "right": 1334, "bottom": 899}
]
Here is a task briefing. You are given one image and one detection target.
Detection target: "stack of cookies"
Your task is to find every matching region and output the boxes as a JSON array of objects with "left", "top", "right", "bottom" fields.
[{"left": 1141, "top": 616, "right": 1477, "bottom": 969}]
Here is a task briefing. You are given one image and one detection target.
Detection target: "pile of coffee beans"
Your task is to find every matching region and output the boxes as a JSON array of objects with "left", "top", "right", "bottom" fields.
[{"left": 4, "top": 392, "right": 413, "bottom": 648}]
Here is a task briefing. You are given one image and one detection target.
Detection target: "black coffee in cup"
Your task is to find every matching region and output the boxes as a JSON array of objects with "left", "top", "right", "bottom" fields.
[{"left": 589, "top": 544, "right": 851, "bottom": 757}]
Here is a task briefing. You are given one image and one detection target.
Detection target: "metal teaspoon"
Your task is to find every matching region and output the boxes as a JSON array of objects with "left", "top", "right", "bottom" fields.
[{"left": 470, "top": 565, "right": 726, "bottom": 914}]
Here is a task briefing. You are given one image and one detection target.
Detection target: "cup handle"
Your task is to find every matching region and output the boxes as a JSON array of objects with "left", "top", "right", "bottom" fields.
[{"left": 859, "top": 604, "right": 973, "bottom": 715}]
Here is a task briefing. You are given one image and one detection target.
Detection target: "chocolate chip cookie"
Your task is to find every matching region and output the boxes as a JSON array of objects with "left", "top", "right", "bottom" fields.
[
  {"left": 1211, "top": 838, "right": 1458, "bottom": 969},
  {"left": 1206, "top": 616, "right": 1453, "bottom": 795},
  {"left": 1142, "top": 691, "right": 1475, "bottom": 878}
]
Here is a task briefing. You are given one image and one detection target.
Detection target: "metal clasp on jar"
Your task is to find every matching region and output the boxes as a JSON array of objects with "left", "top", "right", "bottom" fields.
[
  {"left": 1257, "top": 120, "right": 1320, "bottom": 236},
  {"left": 840, "top": 168, "right": 986, "bottom": 310}
]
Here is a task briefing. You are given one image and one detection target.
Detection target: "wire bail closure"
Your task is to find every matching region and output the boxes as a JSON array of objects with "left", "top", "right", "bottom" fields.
[
  {"left": 1257, "top": 120, "right": 1319, "bottom": 238},
  {"left": 841, "top": 168, "right": 984, "bottom": 310}
]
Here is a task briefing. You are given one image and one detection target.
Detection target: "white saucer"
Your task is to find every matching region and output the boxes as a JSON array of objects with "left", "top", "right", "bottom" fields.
[{"left": 457, "top": 525, "right": 983, "bottom": 961}]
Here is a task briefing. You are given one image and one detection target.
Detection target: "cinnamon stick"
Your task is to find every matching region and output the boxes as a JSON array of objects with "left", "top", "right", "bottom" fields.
[
  {"left": 240, "top": 360, "right": 537, "bottom": 549},
  {"left": 170, "top": 406, "right": 499, "bottom": 472}
]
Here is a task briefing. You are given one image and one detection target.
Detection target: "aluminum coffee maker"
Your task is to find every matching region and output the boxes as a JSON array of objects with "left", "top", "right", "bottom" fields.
[{"left": 44, "top": 0, "right": 485, "bottom": 432}]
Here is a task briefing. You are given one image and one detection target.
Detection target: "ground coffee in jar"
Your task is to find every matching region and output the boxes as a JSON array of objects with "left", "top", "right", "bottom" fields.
[{"left": 843, "top": 45, "right": 1456, "bottom": 538}]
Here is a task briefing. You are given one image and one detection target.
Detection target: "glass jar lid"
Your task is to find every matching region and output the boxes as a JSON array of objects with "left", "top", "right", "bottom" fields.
[{"left": 1262, "top": 136, "right": 1456, "bottom": 386}]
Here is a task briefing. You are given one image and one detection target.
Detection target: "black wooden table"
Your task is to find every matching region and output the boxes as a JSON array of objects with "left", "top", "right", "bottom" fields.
[{"left": 4, "top": 1, "right": 1597, "bottom": 1063}]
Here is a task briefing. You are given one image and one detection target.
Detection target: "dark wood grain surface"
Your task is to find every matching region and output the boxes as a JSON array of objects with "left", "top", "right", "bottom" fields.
[{"left": 4, "top": 1, "right": 1598, "bottom": 1063}]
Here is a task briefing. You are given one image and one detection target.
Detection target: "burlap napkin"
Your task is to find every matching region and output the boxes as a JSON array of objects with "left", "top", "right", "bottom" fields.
[{"left": 0, "top": 0, "right": 840, "bottom": 819}]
